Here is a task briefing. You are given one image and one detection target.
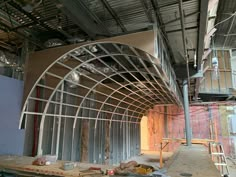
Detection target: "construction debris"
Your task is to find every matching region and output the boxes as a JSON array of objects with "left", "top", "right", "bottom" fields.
[
  {"left": 114, "top": 161, "right": 157, "bottom": 176},
  {"left": 32, "top": 157, "right": 46, "bottom": 166}
]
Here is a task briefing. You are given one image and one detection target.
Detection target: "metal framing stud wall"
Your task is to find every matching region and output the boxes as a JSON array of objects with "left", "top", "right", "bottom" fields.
[{"left": 20, "top": 42, "right": 182, "bottom": 164}]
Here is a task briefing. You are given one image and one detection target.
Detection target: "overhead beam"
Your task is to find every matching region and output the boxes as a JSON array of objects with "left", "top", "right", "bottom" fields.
[
  {"left": 197, "top": 0, "right": 209, "bottom": 71},
  {"left": 139, "top": 0, "right": 153, "bottom": 23},
  {"left": 178, "top": 0, "right": 188, "bottom": 60},
  {"left": 195, "top": 0, "right": 209, "bottom": 99},
  {"left": 8, "top": 1, "right": 72, "bottom": 39},
  {"left": 178, "top": 0, "right": 191, "bottom": 94},
  {"left": 216, "top": 33, "right": 236, "bottom": 36},
  {"left": 158, "top": 0, "right": 193, "bottom": 9},
  {"left": 163, "top": 11, "right": 199, "bottom": 26},
  {"left": 166, "top": 26, "right": 198, "bottom": 33},
  {"left": 59, "top": 0, "right": 110, "bottom": 39},
  {"left": 12, "top": 16, "right": 57, "bottom": 31},
  {"left": 99, "top": 0, "right": 127, "bottom": 32},
  {"left": 223, "top": 15, "right": 236, "bottom": 48},
  {"left": 150, "top": 0, "right": 176, "bottom": 64},
  {"left": 0, "top": 20, "right": 43, "bottom": 49},
  {"left": 0, "top": 41, "right": 15, "bottom": 52},
  {"left": 150, "top": 0, "right": 163, "bottom": 27}
]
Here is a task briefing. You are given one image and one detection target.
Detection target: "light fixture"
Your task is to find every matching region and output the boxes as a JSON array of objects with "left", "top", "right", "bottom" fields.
[
  {"left": 212, "top": 56, "right": 219, "bottom": 80},
  {"left": 193, "top": 51, "right": 197, "bottom": 68},
  {"left": 211, "top": 36, "right": 219, "bottom": 80}
]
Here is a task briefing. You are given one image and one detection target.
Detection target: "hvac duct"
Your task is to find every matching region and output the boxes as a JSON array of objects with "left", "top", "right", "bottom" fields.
[
  {"left": 66, "top": 71, "right": 80, "bottom": 88},
  {"left": 81, "top": 62, "right": 117, "bottom": 74},
  {"left": 44, "top": 39, "right": 65, "bottom": 48},
  {"left": 0, "top": 50, "right": 20, "bottom": 67}
]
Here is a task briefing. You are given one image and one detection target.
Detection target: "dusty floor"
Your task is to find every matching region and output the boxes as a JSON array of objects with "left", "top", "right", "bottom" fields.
[
  {"left": 124, "top": 150, "right": 173, "bottom": 170},
  {"left": 228, "top": 157, "right": 236, "bottom": 176},
  {"left": 125, "top": 145, "right": 223, "bottom": 177},
  {"left": 165, "top": 144, "right": 221, "bottom": 177}
]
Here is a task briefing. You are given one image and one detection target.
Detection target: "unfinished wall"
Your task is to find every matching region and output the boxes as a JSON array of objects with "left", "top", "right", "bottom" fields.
[
  {"left": 143, "top": 104, "right": 234, "bottom": 156},
  {"left": 20, "top": 27, "right": 184, "bottom": 167},
  {"left": 145, "top": 105, "right": 182, "bottom": 152}
]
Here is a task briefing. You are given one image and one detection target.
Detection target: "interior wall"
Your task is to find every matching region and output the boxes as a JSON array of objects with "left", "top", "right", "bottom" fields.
[
  {"left": 23, "top": 82, "right": 141, "bottom": 164},
  {"left": 0, "top": 75, "right": 25, "bottom": 155},
  {"left": 21, "top": 30, "right": 181, "bottom": 164},
  {"left": 143, "top": 104, "right": 233, "bottom": 155},
  {"left": 145, "top": 105, "right": 182, "bottom": 152}
]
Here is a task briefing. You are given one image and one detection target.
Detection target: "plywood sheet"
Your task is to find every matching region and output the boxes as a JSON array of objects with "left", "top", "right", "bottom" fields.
[{"left": 0, "top": 155, "right": 113, "bottom": 177}]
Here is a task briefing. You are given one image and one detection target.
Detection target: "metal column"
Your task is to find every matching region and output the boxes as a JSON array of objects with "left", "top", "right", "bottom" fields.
[{"left": 183, "top": 79, "right": 192, "bottom": 146}]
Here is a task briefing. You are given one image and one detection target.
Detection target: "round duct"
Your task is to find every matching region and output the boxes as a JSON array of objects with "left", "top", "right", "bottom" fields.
[
  {"left": 44, "top": 39, "right": 65, "bottom": 48},
  {"left": 66, "top": 71, "right": 80, "bottom": 88}
]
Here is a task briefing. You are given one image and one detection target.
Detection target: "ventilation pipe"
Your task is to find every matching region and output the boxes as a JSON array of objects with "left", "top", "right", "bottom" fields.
[{"left": 66, "top": 71, "right": 80, "bottom": 88}]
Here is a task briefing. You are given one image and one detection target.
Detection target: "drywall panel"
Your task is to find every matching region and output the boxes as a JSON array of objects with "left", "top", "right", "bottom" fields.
[
  {"left": 0, "top": 75, "right": 25, "bottom": 155},
  {"left": 23, "top": 31, "right": 155, "bottom": 103}
]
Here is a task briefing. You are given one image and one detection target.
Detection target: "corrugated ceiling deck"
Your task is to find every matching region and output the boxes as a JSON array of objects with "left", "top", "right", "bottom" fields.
[{"left": 215, "top": 0, "right": 236, "bottom": 48}]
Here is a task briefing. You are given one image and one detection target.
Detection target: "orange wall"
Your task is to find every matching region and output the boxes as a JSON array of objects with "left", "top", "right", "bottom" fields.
[{"left": 141, "top": 104, "right": 232, "bottom": 155}]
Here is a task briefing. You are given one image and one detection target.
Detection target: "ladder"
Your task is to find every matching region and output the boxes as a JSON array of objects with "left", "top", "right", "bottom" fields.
[{"left": 209, "top": 142, "right": 230, "bottom": 177}]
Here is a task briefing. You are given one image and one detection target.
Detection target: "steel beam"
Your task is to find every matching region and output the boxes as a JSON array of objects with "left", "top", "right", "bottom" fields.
[
  {"left": 166, "top": 26, "right": 198, "bottom": 33},
  {"left": 195, "top": 0, "right": 209, "bottom": 99},
  {"left": 163, "top": 11, "right": 199, "bottom": 26},
  {"left": 100, "top": 0, "right": 127, "bottom": 32},
  {"left": 8, "top": 1, "right": 71, "bottom": 39},
  {"left": 178, "top": 0, "right": 189, "bottom": 64},
  {"left": 178, "top": 0, "right": 191, "bottom": 101},
  {"left": 223, "top": 15, "right": 236, "bottom": 48},
  {"left": 139, "top": 0, "right": 153, "bottom": 23},
  {"left": 59, "top": 0, "right": 110, "bottom": 38}
]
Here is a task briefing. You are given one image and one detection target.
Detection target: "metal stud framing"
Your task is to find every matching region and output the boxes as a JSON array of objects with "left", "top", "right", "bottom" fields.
[{"left": 20, "top": 42, "right": 182, "bottom": 163}]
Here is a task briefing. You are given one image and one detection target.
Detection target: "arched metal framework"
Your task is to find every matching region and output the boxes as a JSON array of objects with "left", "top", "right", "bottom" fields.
[{"left": 20, "top": 42, "right": 182, "bottom": 161}]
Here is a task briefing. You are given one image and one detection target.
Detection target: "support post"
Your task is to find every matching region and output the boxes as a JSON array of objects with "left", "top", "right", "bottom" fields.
[
  {"left": 160, "top": 142, "right": 163, "bottom": 168},
  {"left": 183, "top": 79, "right": 192, "bottom": 146}
]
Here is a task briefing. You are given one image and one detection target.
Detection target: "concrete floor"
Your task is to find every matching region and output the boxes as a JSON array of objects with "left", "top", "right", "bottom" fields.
[
  {"left": 126, "top": 144, "right": 224, "bottom": 177},
  {"left": 165, "top": 144, "right": 221, "bottom": 177},
  {"left": 228, "top": 158, "right": 236, "bottom": 176},
  {"left": 125, "top": 150, "right": 173, "bottom": 170}
]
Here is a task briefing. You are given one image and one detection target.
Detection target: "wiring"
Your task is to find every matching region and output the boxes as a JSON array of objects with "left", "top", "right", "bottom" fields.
[{"left": 213, "top": 11, "right": 236, "bottom": 29}]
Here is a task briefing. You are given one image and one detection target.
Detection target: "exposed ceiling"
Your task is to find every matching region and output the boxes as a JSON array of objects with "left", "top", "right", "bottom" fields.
[
  {"left": 1, "top": 0, "right": 234, "bottom": 101},
  {"left": 0, "top": 0, "right": 201, "bottom": 63},
  {"left": 214, "top": 0, "right": 236, "bottom": 49}
]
